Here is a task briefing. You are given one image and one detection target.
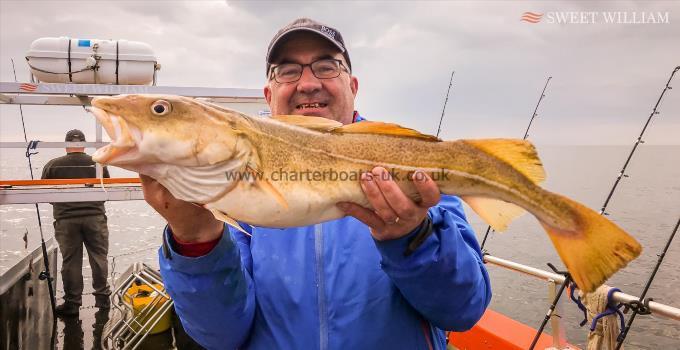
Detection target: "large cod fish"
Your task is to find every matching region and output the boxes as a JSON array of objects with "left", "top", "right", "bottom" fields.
[{"left": 89, "top": 94, "right": 641, "bottom": 292}]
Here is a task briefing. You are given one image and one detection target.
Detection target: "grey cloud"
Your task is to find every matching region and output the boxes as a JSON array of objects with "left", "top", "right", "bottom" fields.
[{"left": 1, "top": 0, "right": 678, "bottom": 145}]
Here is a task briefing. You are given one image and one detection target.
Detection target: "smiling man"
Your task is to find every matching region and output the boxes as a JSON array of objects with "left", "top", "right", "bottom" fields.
[
  {"left": 148, "top": 18, "right": 491, "bottom": 349},
  {"left": 264, "top": 22, "right": 357, "bottom": 124}
]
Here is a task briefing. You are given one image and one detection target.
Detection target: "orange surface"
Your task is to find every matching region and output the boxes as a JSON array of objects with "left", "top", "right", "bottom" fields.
[
  {"left": 0, "top": 178, "right": 141, "bottom": 186},
  {"left": 450, "top": 309, "right": 579, "bottom": 350}
]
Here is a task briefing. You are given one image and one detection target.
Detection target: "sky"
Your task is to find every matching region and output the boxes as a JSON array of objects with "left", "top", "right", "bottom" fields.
[{"left": 0, "top": 0, "right": 678, "bottom": 146}]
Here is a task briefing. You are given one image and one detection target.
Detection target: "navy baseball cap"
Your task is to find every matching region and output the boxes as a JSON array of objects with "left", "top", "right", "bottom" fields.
[
  {"left": 266, "top": 18, "right": 351, "bottom": 76},
  {"left": 65, "top": 129, "right": 86, "bottom": 142}
]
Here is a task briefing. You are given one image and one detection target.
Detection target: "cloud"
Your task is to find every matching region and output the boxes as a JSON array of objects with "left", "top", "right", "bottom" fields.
[{"left": 1, "top": 0, "right": 678, "bottom": 145}]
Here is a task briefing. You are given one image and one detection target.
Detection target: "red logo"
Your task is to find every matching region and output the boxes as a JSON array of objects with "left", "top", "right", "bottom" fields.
[
  {"left": 19, "top": 83, "right": 38, "bottom": 92},
  {"left": 521, "top": 12, "right": 543, "bottom": 23}
]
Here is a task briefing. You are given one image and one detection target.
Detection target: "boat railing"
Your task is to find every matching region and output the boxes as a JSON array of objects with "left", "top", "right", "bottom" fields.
[{"left": 483, "top": 253, "right": 680, "bottom": 349}]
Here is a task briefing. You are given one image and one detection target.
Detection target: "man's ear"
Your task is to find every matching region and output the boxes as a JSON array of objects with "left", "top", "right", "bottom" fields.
[
  {"left": 350, "top": 76, "right": 359, "bottom": 97},
  {"left": 264, "top": 85, "right": 272, "bottom": 105}
]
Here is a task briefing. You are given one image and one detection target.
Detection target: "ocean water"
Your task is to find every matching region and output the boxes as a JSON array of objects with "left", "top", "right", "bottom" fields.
[{"left": 0, "top": 145, "right": 678, "bottom": 349}]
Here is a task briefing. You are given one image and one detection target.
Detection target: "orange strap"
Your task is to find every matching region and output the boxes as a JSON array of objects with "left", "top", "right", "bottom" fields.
[
  {"left": 421, "top": 319, "right": 434, "bottom": 350},
  {"left": 0, "top": 178, "right": 141, "bottom": 186}
]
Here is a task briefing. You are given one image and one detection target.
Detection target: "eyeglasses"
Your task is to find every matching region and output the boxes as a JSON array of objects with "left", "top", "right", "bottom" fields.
[{"left": 269, "top": 58, "right": 349, "bottom": 83}]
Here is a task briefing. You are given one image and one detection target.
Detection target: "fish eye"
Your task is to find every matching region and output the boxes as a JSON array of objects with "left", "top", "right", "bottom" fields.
[{"left": 151, "top": 100, "right": 172, "bottom": 116}]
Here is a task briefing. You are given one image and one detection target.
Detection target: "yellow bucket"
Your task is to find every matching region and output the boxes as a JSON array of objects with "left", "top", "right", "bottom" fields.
[{"left": 123, "top": 283, "right": 172, "bottom": 334}]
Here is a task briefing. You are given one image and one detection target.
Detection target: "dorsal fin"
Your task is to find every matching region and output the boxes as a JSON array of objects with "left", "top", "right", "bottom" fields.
[
  {"left": 272, "top": 115, "right": 441, "bottom": 141},
  {"left": 463, "top": 139, "right": 546, "bottom": 184},
  {"left": 271, "top": 115, "right": 343, "bottom": 132},
  {"left": 333, "top": 121, "right": 441, "bottom": 141}
]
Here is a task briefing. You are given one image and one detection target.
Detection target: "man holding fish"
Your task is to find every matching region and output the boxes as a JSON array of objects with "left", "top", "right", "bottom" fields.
[
  {"left": 89, "top": 16, "right": 640, "bottom": 350},
  {"left": 142, "top": 18, "right": 491, "bottom": 349}
]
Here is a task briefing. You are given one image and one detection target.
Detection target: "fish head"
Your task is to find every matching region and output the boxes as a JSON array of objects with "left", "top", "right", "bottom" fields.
[{"left": 89, "top": 94, "right": 251, "bottom": 174}]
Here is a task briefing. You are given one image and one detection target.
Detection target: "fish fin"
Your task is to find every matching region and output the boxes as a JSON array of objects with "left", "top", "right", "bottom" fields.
[
  {"left": 245, "top": 165, "right": 289, "bottom": 210},
  {"left": 209, "top": 209, "right": 250, "bottom": 236},
  {"left": 333, "top": 121, "right": 441, "bottom": 141},
  {"left": 540, "top": 194, "right": 641, "bottom": 293},
  {"left": 271, "top": 115, "right": 343, "bottom": 132},
  {"left": 461, "top": 196, "right": 526, "bottom": 231},
  {"left": 463, "top": 139, "right": 546, "bottom": 184}
]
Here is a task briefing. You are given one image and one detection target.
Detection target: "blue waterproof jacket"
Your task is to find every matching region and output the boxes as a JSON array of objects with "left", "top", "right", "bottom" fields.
[{"left": 159, "top": 194, "right": 491, "bottom": 350}]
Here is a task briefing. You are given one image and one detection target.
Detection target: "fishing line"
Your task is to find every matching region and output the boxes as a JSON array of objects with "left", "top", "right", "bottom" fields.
[
  {"left": 480, "top": 76, "right": 552, "bottom": 251},
  {"left": 11, "top": 58, "right": 58, "bottom": 318}
]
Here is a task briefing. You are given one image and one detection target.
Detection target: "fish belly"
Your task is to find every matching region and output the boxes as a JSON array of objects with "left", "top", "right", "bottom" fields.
[{"left": 205, "top": 179, "right": 368, "bottom": 228}]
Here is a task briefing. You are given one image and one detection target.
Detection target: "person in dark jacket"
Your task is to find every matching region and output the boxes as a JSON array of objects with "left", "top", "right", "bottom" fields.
[
  {"left": 142, "top": 18, "right": 491, "bottom": 349},
  {"left": 42, "top": 129, "right": 112, "bottom": 317}
]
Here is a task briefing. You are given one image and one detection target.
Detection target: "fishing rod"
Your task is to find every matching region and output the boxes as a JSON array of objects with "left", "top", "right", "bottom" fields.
[
  {"left": 599, "top": 66, "right": 679, "bottom": 216},
  {"left": 435, "top": 70, "right": 455, "bottom": 138},
  {"left": 531, "top": 65, "right": 677, "bottom": 349},
  {"left": 613, "top": 66, "right": 680, "bottom": 349},
  {"left": 523, "top": 76, "right": 552, "bottom": 139},
  {"left": 11, "top": 59, "right": 57, "bottom": 318},
  {"left": 435, "top": 69, "right": 455, "bottom": 346},
  {"left": 615, "top": 216, "right": 679, "bottom": 349},
  {"left": 480, "top": 76, "right": 552, "bottom": 250}
]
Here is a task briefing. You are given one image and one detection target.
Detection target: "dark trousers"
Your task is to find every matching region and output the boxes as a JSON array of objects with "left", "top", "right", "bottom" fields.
[{"left": 53, "top": 214, "right": 111, "bottom": 305}]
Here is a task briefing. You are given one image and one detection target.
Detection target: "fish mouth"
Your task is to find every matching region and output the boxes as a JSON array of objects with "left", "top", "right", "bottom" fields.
[{"left": 88, "top": 106, "right": 141, "bottom": 164}]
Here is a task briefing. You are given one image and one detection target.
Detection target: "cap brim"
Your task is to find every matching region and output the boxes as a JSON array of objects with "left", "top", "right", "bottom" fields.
[{"left": 267, "top": 27, "right": 346, "bottom": 64}]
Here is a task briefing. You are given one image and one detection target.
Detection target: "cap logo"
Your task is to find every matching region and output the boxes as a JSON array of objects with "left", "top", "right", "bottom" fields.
[{"left": 320, "top": 25, "right": 336, "bottom": 40}]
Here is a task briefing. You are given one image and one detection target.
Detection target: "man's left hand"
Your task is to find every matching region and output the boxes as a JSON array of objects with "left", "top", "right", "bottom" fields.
[{"left": 337, "top": 167, "right": 441, "bottom": 241}]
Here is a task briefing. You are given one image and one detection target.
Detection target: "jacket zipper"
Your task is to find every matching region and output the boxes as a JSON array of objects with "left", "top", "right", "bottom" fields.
[{"left": 314, "top": 223, "right": 328, "bottom": 350}]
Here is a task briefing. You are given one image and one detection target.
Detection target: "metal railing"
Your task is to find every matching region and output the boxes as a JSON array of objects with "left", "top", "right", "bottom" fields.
[
  {"left": 101, "top": 262, "right": 174, "bottom": 350},
  {"left": 483, "top": 254, "right": 680, "bottom": 349}
]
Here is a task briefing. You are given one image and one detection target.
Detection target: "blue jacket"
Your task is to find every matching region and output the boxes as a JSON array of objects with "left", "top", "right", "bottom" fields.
[{"left": 159, "top": 195, "right": 491, "bottom": 349}]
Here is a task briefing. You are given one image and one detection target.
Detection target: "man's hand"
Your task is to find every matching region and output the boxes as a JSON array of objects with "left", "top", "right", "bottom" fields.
[
  {"left": 139, "top": 175, "right": 223, "bottom": 243},
  {"left": 337, "top": 167, "right": 440, "bottom": 241}
]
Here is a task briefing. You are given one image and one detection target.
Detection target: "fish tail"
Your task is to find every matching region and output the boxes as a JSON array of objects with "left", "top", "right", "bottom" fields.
[{"left": 540, "top": 193, "right": 641, "bottom": 293}]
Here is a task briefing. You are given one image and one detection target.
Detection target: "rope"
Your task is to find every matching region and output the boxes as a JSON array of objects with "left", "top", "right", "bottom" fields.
[
  {"left": 26, "top": 60, "right": 96, "bottom": 75},
  {"left": 580, "top": 285, "right": 626, "bottom": 350},
  {"left": 569, "top": 282, "right": 588, "bottom": 327}
]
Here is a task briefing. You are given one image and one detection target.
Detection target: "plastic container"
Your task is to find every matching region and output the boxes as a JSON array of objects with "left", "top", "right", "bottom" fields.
[
  {"left": 123, "top": 283, "right": 172, "bottom": 334},
  {"left": 25, "top": 37, "right": 159, "bottom": 85}
]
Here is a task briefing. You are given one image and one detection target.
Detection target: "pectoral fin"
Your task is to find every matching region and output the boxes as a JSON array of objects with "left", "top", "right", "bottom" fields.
[
  {"left": 461, "top": 196, "right": 526, "bottom": 231},
  {"left": 209, "top": 209, "right": 250, "bottom": 236}
]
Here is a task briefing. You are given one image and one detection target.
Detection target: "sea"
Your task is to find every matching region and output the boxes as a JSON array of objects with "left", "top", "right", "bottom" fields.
[{"left": 1, "top": 145, "right": 678, "bottom": 349}]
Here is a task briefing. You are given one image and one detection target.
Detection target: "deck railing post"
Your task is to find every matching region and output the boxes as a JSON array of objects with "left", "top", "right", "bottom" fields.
[
  {"left": 548, "top": 279, "right": 568, "bottom": 349},
  {"left": 95, "top": 113, "right": 103, "bottom": 179}
]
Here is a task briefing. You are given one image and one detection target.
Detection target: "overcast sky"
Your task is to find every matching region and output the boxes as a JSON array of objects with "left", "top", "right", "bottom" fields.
[{"left": 0, "top": 0, "right": 678, "bottom": 146}]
